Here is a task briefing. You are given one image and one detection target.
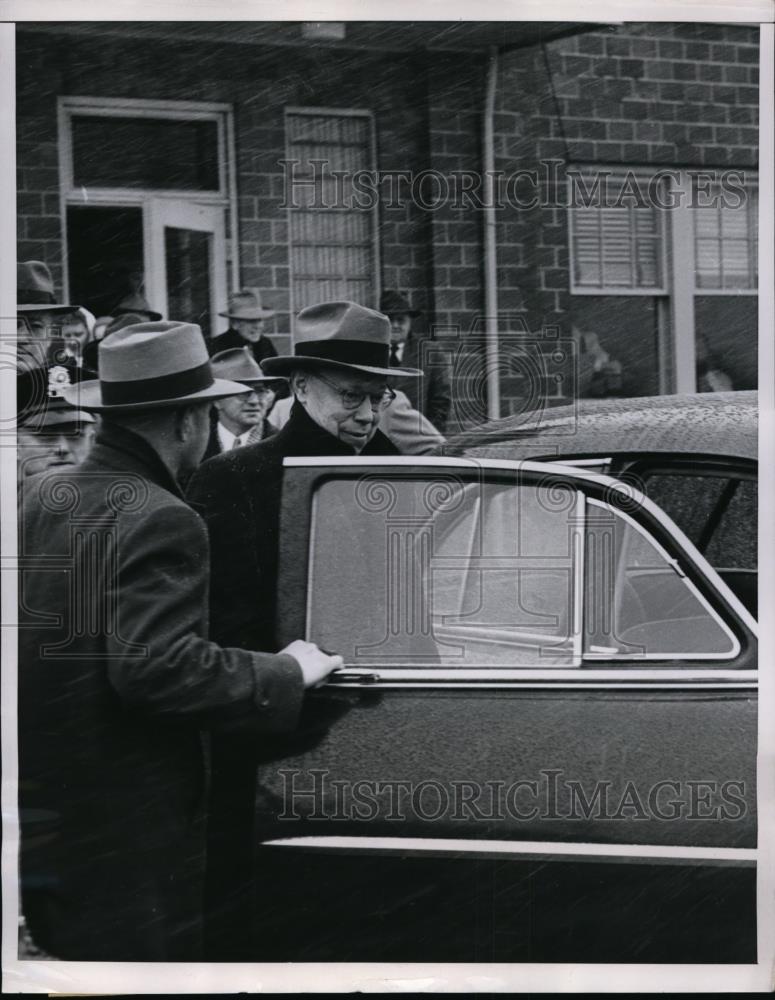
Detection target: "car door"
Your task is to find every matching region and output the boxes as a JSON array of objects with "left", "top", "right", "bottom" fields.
[{"left": 251, "top": 457, "right": 757, "bottom": 964}]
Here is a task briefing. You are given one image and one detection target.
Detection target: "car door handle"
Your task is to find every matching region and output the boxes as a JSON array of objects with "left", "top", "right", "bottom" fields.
[{"left": 327, "top": 670, "right": 381, "bottom": 685}]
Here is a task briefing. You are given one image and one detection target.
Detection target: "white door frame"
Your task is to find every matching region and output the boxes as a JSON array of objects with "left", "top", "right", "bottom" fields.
[
  {"left": 144, "top": 198, "right": 227, "bottom": 334},
  {"left": 57, "top": 96, "right": 239, "bottom": 305}
]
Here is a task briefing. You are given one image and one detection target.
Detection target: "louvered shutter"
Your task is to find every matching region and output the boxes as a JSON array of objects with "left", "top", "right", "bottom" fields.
[
  {"left": 286, "top": 112, "right": 377, "bottom": 315},
  {"left": 570, "top": 176, "right": 665, "bottom": 293},
  {"left": 694, "top": 185, "right": 758, "bottom": 290}
]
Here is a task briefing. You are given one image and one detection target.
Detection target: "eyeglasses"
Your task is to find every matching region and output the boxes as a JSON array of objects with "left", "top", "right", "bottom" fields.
[{"left": 314, "top": 372, "right": 396, "bottom": 412}]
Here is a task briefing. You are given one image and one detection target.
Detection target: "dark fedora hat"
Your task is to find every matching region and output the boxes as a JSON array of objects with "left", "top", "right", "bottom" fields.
[
  {"left": 64, "top": 320, "right": 250, "bottom": 413},
  {"left": 113, "top": 291, "right": 162, "bottom": 322},
  {"left": 379, "top": 289, "right": 421, "bottom": 318},
  {"left": 18, "top": 261, "right": 79, "bottom": 313},
  {"left": 211, "top": 346, "right": 287, "bottom": 387},
  {"left": 261, "top": 301, "right": 421, "bottom": 378}
]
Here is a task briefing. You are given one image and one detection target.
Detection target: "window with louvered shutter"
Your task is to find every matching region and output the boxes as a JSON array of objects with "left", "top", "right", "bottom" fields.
[
  {"left": 569, "top": 176, "right": 666, "bottom": 294},
  {"left": 693, "top": 183, "right": 758, "bottom": 291},
  {"left": 286, "top": 110, "right": 378, "bottom": 317}
]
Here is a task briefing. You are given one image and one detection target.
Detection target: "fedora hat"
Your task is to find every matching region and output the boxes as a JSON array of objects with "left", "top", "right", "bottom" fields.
[
  {"left": 18, "top": 261, "right": 79, "bottom": 313},
  {"left": 113, "top": 291, "right": 162, "bottom": 322},
  {"left": 63, "top": 321, "right": 250, "bottom": 413},
  {"left": 261, "top": 301, "right": 421, "bottom": 378},
  {"left": 219, "top": 288, "right": 275, "bottom": 321},
  {"left": 211, "top": 346, "right": 287, "bottom": 387},
  {"left": 379, "top": 289, "right": 421, "bottom": 318}
]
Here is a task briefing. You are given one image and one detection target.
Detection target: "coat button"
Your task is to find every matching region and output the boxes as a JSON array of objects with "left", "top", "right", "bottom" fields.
[{"left": 259, "top": 697, "right": 270, "bottom": 708}]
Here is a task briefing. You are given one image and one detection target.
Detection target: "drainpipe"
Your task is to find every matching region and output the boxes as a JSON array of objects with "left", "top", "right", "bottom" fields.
[{"left": 483, "top": 45, "right": 501, "bottom": 421}]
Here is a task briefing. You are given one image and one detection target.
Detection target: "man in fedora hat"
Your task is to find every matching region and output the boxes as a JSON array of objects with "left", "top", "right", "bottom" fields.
[
  {"left": 17, "top": 260, "right": 81, "bottom": 373},
  {"left": 209, "top": 287, "right": 278, "bottom": 364},
  {"left": 203, "top": 347, "right": 286, "bottom": 461},
  {"left": 17, "top": 365, "right": 96, "bottom": 481},
  {"left": 17, "top": 319, "right": 342, "bottom": 961},
  {"left": 186, "top": 300, "right": 421, "bottom": 957},
  {"left": 380, "top": 289, "right": 451, "bottom": 433}
]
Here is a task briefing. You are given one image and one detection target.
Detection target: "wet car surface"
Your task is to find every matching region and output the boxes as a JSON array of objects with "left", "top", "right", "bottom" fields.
[{"left": 248, "top": 393, "right": 758, "bottom": 963}]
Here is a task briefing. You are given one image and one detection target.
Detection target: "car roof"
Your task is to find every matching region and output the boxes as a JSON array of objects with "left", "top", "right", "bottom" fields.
[{"left": 445, "top": 391, "right": 758, "bottom": 463}]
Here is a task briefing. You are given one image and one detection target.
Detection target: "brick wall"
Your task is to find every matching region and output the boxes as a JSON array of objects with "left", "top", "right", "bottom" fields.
[
  {"left": 16, "top": 28, "right": 434, "bottom": 342},
  {"left": 16, "top": 22, "right": 759, "bottom": 408},
  {"left": 491, "top": 22, "right": 759, "bottom": 406}
]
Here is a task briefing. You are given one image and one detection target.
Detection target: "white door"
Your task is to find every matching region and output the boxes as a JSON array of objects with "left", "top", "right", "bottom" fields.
[{"left": 144, "top": 198, "right": 227, "bottom": 340}]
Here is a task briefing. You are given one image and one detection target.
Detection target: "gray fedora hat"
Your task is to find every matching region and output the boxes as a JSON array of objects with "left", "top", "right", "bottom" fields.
[
  {"left": 63, "top": 320, "right": 250, "bottom": 413},
  {"left": 211, "top": 346, "right": 287, "bottom": 387},
  {"left": 18, "top": 261, "right": 79, "bottom": 313},
  {"left": 261, "top": 301, "right": 421, "bottom": 378},
  {"left": 218, "top": 288, "right": 275, "bottom": 320}
]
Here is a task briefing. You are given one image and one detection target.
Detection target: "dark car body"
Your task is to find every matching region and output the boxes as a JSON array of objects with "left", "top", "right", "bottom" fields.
[{"left": 248, "top": 393, "right": 757, "bottom": 964}]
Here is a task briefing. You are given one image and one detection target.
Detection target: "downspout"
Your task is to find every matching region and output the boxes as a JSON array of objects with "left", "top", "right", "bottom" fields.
[{"left": 483, "top": 45, "right": 500, "bottom": 421}]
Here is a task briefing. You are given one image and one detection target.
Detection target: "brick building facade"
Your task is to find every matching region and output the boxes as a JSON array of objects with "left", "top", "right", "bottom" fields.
[{"left": 17, "top": 21, "right": 759, "bottom": 423}]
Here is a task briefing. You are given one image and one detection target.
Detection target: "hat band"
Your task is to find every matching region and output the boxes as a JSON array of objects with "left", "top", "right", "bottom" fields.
[
  {"left": 19, "top": 289, "right": 56, "bottom": 306},
  {"left": 296, "top": 339, "right": 389, "bottom": 368},
  {"left": 101, "top": 360, "right": 213, "bottom": 405}
]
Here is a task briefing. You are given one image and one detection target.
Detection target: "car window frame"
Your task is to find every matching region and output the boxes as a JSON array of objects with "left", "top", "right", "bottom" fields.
[{"left": 278, "top": 456, "right": 757, "bottom": 687}]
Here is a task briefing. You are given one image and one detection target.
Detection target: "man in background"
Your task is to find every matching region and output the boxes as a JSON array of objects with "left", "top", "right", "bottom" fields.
[
  {"left": 202, "top": 347, "right": 286, "bottom": 460},
  {"left": 380, "top": 289, "right": 451, "bottom": 433},
  {"left": 209, "top": 288, "right": 278, "bottom": 364},
  {"left": 17, "top": 366, "right": 95, "bottom": 481}
]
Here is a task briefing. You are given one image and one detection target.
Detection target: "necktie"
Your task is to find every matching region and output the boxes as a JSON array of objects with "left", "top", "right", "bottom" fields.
[
  {"left": 390, "top": 344, "right": 401, "bottom": 366},
  {"left": 231, "top": 435, "right": 242, "bottom": 449},
  {"left": 246, "top": 422, "right": 265, "bottom": 446}
]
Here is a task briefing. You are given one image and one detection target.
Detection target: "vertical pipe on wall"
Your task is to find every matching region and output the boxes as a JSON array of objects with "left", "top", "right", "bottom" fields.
[{"left": 483, "top": 46, "right": 501, "bottom": 421}]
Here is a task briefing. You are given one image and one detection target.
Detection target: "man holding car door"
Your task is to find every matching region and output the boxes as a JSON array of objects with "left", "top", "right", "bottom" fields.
[{"left": 18, "top": 319, "right": 341, "bottom": 961}]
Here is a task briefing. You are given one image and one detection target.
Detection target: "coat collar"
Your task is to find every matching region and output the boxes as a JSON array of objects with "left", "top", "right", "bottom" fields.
[
  {"left": 87, "top": 421, "right": 184, "bottom": 498},
  {"left": 277, "top": 399, "right": 396, "bottom": 456}
]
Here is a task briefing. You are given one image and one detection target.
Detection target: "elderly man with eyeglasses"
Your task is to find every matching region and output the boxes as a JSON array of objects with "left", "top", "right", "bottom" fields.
[{"left": 186, "top": 300, "right": 421, "bottom": 959}]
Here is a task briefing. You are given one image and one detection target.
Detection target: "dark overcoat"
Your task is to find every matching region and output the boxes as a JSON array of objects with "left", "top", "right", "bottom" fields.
[
  {"left": 17, "top": 422, "right": 304, "bottom": 961},
  {"left": 186, "top": 401, "right": 399, "bottom": 958},
  {"left": 208, "top": 327, "right": 278, "bottom": 364},
  {"left": 389, "top": 332, "right": 452, "bottom": 433},
  {"left": 187, "top": 399, "right": 400, "bottom": 653}
]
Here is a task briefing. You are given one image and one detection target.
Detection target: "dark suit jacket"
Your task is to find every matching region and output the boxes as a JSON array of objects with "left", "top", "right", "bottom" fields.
[
  {"left": 202, "top": 415, "right": 277, "bottom": 463},
  {"left": 17, "top": 422, "right": 304, "bottom": 961},
  {"left": 208, "top": 327, "right": 278, "bottom": 364},
  {"left": 390, "top": 332, "right": 452, "bottom": 433}
]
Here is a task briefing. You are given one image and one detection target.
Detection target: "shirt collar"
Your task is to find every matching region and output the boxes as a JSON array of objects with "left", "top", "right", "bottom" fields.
[{"left": 217, "top": 422, "right": 243, "bottom": 450}]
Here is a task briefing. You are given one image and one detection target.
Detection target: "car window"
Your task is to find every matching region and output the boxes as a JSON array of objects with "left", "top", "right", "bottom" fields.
[
  {"left": 308, "top": 476, "right": 578, "bottom": 667},
  {"left": 584, "top": 499, "right": 737, "bottom": 658},
  {"left": 641, "top": 472, "right": 756, "bottom": 570},
  {"left": 306, "top": 475, "right": 738, "bottom": 668},
  {"left": 703, "top": 479, "right": 757, "bottom": 570}
]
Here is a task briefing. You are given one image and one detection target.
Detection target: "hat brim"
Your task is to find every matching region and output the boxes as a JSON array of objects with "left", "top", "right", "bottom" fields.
[
  {"left": 231, "top": 375, "right": 288, "bottom": 386},
  {"left": 62, "top": 377, "right": 251, "bottom": 413},
  {"left": 115, "top": 308, "right": 163, "bottom": 322},
  {"left": 218, "top": 309, "right": 275, "bottom": 320},
  {"left": 25, "top": 410, "right": 96, "bottom": 429},
  {"left": 18, "top": 303, "right": 81, "bottom": 313},
  {"left": 261, "top": 355, "right": 422, "bottom": 378}
]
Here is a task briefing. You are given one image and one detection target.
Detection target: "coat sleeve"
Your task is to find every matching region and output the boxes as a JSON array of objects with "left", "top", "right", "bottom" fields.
[
  {"left": 186, "top": 453, "right": 274, "bottom": 652},
  {"left": 382, "top": 389, "right": 446, "bottom": 455},
  {"left": 105, "top": 499, "right": 304, "bottom": 733}
]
